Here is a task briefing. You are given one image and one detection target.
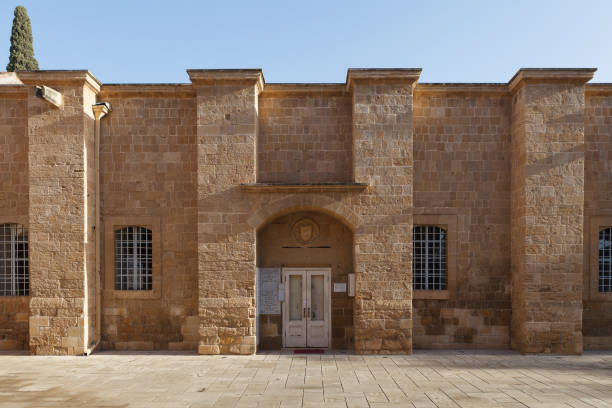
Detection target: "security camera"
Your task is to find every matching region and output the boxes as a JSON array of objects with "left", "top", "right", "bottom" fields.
[{"left": 35, "top": 85, "right": 63, "bottom": 108}]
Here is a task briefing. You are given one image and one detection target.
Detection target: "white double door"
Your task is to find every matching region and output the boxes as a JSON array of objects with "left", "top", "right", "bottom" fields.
[{"left": 283, "top": 268, "right": 331, "bottom": 348}]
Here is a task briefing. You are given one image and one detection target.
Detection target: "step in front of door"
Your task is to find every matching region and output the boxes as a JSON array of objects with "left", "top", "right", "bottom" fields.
[{"left": 293, "top": 349, "right": 325, "bottom": 354}]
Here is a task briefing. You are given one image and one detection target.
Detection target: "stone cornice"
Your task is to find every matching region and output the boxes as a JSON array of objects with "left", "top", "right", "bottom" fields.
[
  {"left": 0, "top": 72, "right": 23, "bottom": 85},
  {"left": 187, "top": 69, "right": 264, "bottom": 93},
  {"left": 585, "top": 83, "right": 612, "bottom": 95},
  {"left": 262, "top": 83, "right": 347, "bottom": 97},
  {"left": 0, "top": 85, "right": 27, "bottom": 97},
  {"left": 508, "top": 68, "right": 596, "bottom": 93},
  {"left": 346, "top": 68, "right": 422, "bottom": 90},
  {"left": 415, "top": 83, "right": 509, "bottom": 95},
  {"left": 6, "top": 68, "right": 603, "bottom": 98},
  {"left": 100, "top": 84, "right": 195, "bottom": 98},
  {"left": 17, "top": 70, "right": 102, "bottom": 93}
]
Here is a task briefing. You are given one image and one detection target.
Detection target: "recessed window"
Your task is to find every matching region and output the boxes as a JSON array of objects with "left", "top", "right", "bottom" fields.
[
  {"left": 115, "top": 226, "right": 152, "bottom": 291},
  {"left": 413, "top": 225, "right": 447, "bottom": 291},
  {"left": 0, "top": 223, "right": 29, "bottom": 296},
  {"left": 600, "top": 227, "right": 612, "bottom": 293}
]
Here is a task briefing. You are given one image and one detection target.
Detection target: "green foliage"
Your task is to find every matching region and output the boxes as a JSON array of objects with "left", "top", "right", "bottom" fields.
[{"left": 6, "top": 5, "right": 39, "bottom": 71}]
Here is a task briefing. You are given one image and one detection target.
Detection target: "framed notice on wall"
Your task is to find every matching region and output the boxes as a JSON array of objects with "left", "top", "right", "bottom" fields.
[{"left": 257, "top": 268, "right": 281, "bottom": 315}]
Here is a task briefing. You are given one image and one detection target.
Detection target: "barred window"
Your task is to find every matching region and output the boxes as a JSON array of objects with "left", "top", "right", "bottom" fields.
[
  {"left": 115, "top": 226, "right": 152, "bottom": 291},
  {"left": 600, "top": 227, "right": 612, "bottom": 293},
  {"left": 413, "top": 225, "right": 447, "bottom": 291},
  {"left": 0, "top": 224, "right": 29, "bottom": 296}
]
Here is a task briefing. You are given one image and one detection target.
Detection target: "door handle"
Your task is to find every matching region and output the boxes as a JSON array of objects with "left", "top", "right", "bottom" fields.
[{"left": 303, "top": 307, "right": 306, "bottom": 319}]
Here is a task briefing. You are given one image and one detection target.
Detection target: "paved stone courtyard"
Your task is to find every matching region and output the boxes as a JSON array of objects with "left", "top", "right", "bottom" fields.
[{"left": 0, "top": 350, "right": 611, "bottom": 408}]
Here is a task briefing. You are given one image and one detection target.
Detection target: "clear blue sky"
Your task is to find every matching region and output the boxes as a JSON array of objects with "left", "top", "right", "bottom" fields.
[{"left": 3, "top": 0, "right": 611, "bottom": 84}]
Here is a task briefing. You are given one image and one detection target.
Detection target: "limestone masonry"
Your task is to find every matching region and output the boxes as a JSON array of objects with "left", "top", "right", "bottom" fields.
[{"left": 0, "top": 68, "right": 611, "bottom": 355}]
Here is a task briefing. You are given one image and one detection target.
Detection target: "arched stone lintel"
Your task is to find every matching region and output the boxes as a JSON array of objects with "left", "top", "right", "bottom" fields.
[{"left": 246, "top": 194, "right": 360, "bottom": 232}]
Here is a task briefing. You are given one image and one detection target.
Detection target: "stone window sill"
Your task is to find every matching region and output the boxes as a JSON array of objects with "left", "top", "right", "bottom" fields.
[
  {"left": 413, "top": 290, "right": 450, "bottom": 300},
  {"left": 103, "top": 289, "right": 160, "bottom": 300}
]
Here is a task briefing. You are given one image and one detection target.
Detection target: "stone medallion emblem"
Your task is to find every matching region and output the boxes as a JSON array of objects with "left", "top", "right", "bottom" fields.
[{"left": 292, "top": 217, "right": 320, "bottom": 246}]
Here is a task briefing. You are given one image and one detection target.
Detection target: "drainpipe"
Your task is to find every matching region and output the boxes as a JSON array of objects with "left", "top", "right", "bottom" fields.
[{"left": 89, "top": 102, "right": 112, "bottom": 355}]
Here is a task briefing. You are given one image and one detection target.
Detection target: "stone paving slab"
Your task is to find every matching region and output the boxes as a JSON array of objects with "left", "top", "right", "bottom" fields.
[{"left": 0, "top": 350, "right": 611, "bottom": 407}]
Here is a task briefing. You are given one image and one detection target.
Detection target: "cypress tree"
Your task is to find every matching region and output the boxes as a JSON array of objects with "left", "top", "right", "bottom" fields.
[{"left": 6, "top": 6, "right": 39, "bottom": 71}]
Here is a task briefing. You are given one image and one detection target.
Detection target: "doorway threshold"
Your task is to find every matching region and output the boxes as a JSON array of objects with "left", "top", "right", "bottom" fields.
[
  {"left": 293, "top": 349, "right": 325, "bottom": 354},
  {"left": 258, "top": 349, "right": 352, "bottom": 355}
]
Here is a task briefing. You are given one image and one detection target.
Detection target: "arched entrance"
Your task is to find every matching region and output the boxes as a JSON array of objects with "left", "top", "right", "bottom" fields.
[{"left": 256, "top": 211, "right": 354, "bottom": 350}]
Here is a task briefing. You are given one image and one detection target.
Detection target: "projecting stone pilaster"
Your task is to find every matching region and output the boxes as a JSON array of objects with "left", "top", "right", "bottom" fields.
[
  {"left": 189, "top": 69, "right": 264, "bottom": 355},
  {"left": 20, "top": 71, "right": 100, "bottom": 355},
  {"left": 347, "top": 69, "right": 420, "bottom": 354},
  {"left": 509, "top": 68, "right": 595, "bottom": 354}
]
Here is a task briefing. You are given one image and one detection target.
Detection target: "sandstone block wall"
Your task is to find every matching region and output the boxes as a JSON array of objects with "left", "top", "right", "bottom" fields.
[
  {"left": 191, "top": 71, "right": 261, "bottom": 355},
  {"left": 191, "top": 69, "right": 419, "bottom": 355},
  {"left": 258, "top": 86, "right": 352, "bottom": 183},
  {"left": 20, "top": 71, "right": 100, "bottom": 355},
  {"left": 0, "top": 85, "right": 29, "bottom": 350},
  {"left": 2, "top": 67, "right": 612, "bottom": 355},
  {"left": 510, "top": 69, "right": 594, "bottom": 354},
  {"left": 583, "top": 87, "right": 612, "bottom": 349},
  {"left": 0, "top": 87, "right": 28, "bottom": 217},
  {"left": 98, "top": 86, "right": 198, "bottom": 350},
  {"left": 412, "top": 85, "right": 512, "bottom": 348},
  {"left": 349, "top": 70, "right": 418, "bottom": 354}
]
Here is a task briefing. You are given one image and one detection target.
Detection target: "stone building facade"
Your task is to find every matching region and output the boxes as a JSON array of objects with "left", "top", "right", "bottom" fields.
[{"left": 0, "top": 68, "right": 611, "bottom": 355}]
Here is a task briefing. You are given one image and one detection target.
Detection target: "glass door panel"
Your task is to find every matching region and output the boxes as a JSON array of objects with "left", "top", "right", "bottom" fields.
[
  {"left": 306, "top": 270, "right": 329, "bottom": 348},
  {"left": 289, "top": 275, "right": 303, "bottom": 321},
  {"left": 310, "top": 274, "right": 324, "bottom": 321},
  {"left": 283, "top": 269, "right": 307, "bottom": 347}
]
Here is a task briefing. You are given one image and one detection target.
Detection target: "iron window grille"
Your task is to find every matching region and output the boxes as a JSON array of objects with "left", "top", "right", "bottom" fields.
[
  {"left": 413, "top": 225, "right": 447, "bottom": 291},
  {"left": 0, "top": 224, "right": 29, "bottom": 296},
  {"left": 115, "top": 226, "right": 153, "bottom": 291},
  {"left": 600, "top": 227, "right": 612, "bottom": 293}
]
